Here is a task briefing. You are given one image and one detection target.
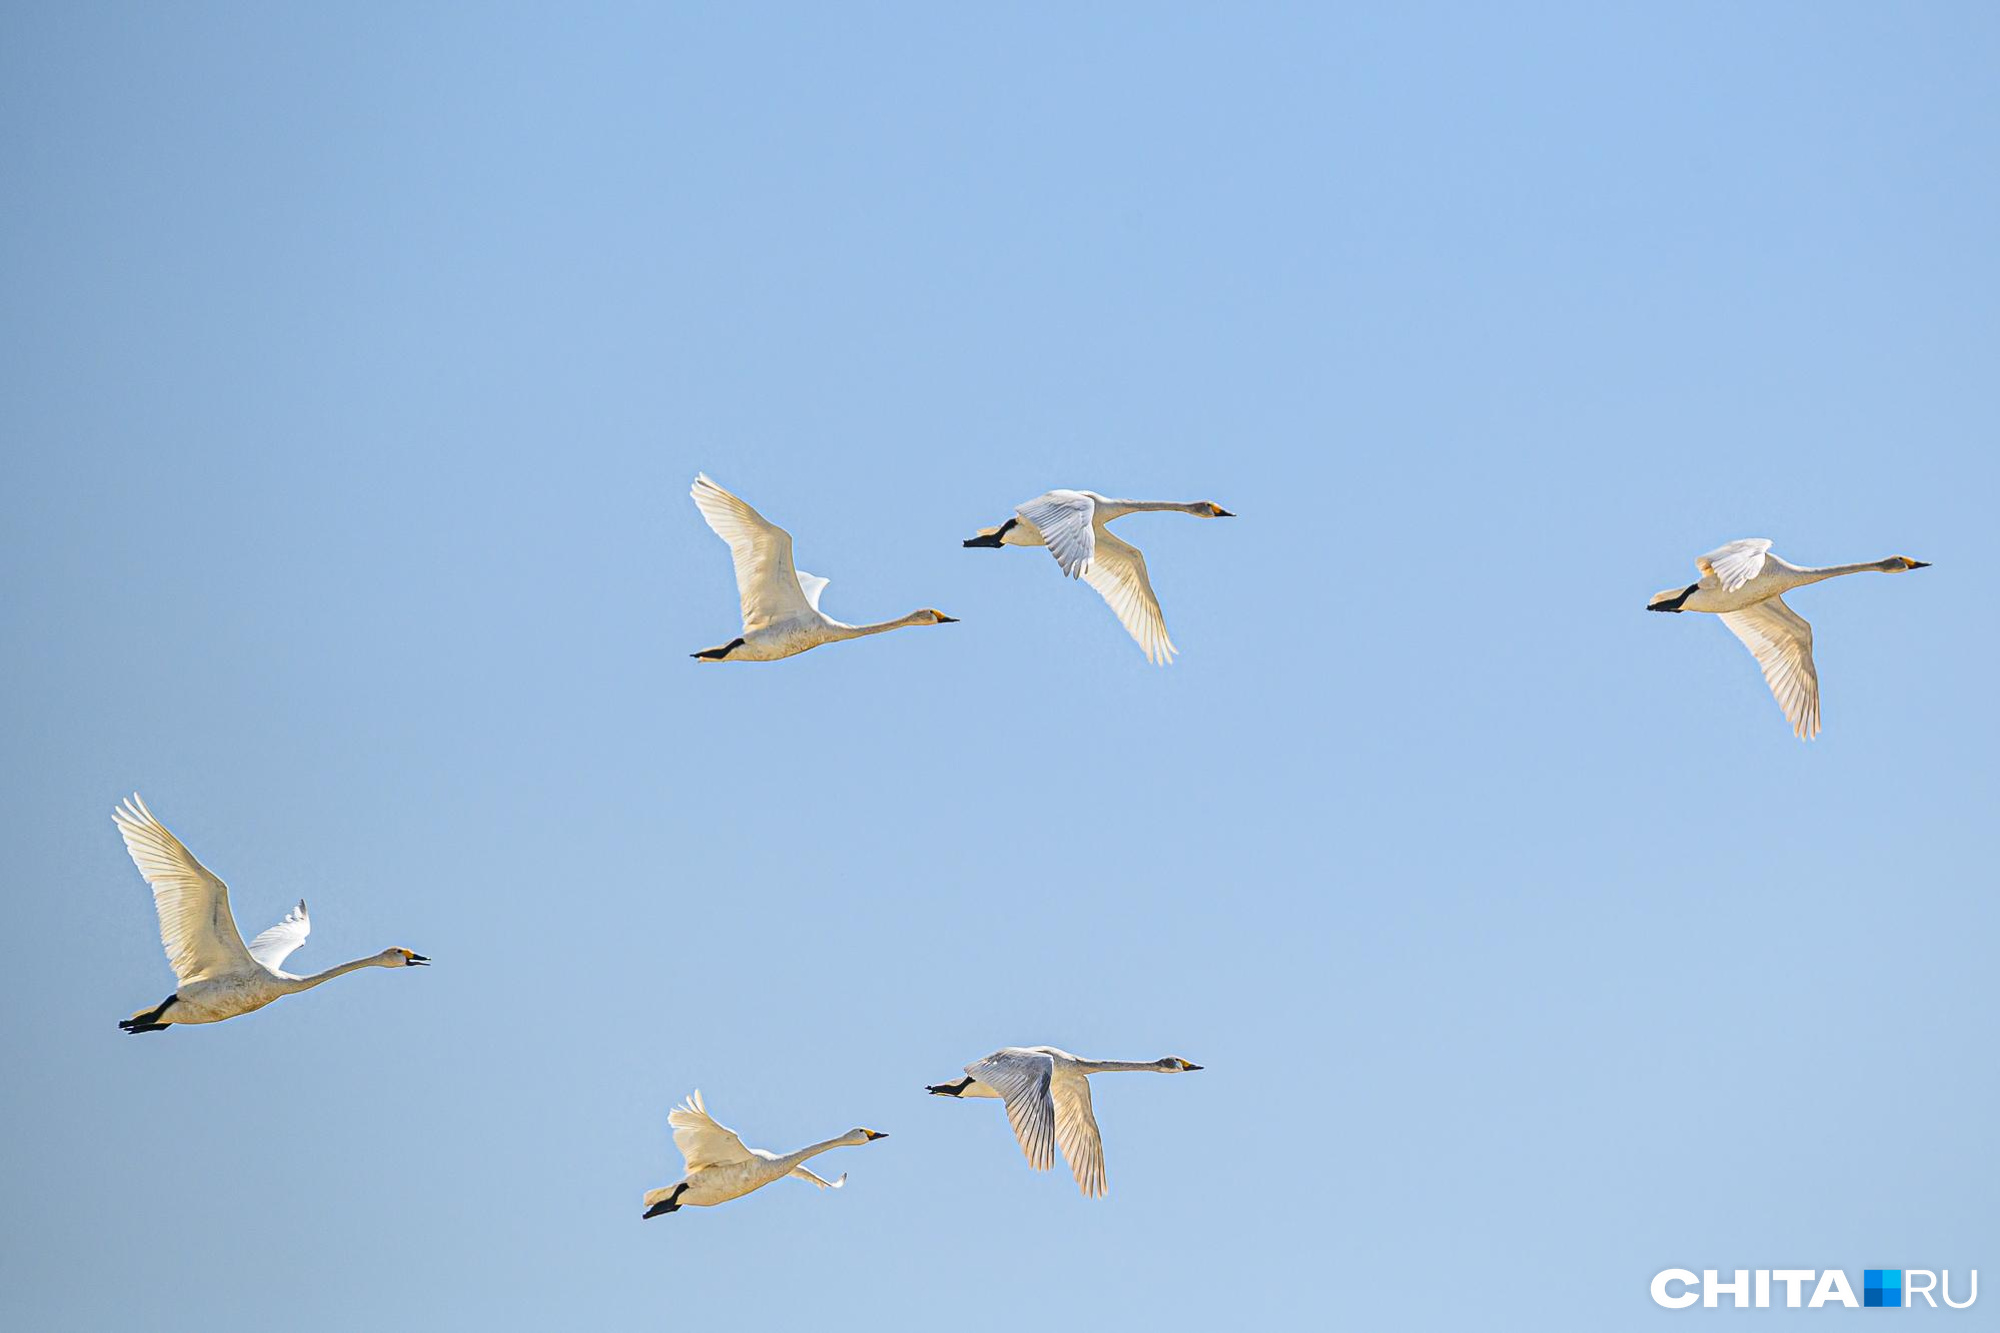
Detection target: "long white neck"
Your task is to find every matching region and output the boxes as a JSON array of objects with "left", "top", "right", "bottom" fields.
[
  {"left": 1072, "top": 1058, "right": 1173, "bottom": 1074},
  {"left": 1095, "top": 499, "right": 1207, "bottom": 520},
  {"left": 280, "top": 955, "right": 389, "bottom": 993},
  {"left": 1782, "top": 557, "right": 1904, "bottom": 589},
  {"left": 830, "top": 612, "right": 931, "bottom": 639},
  {"left": 775, "top": 1134, "right": 859, "bottom": 1171}
]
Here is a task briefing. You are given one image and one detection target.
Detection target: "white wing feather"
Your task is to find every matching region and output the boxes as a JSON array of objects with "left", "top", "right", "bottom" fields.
[
  {"left": 690, "top": 475, "right": 817, "bottom": 631},
  {"left": 1081, "top": 529, "right": 1178, "bottom": 665},
  {"left": 111, "top": 795, "right": 256, "bottom": 985},
  {"left": 246, "top": 899, "right": 311, "bottom": 975},
  {"left": 966, "top": 1049, "right": 1058, "bottom": 1172},
  {"left": 1697, "top": 538, "right": 1773, "bottom": 593},
  {"left": 789, "top": 1165, "right": 847, "bottom": 1189},
  {"left": 794, "top": 570, "right": 830, "bottom": 613},
  {"left": 1017, "top": 492, "right": 1097, "bottom": 577},
  {"left": 668, "top": 1090, "right": 756, "bottom": 1170},
  {"left": 1718, "top": 595, "right": 1820, "bottom": 740},
  {"left": 1051, "top": 1069, "right": 1108, "bottom": 1198}
]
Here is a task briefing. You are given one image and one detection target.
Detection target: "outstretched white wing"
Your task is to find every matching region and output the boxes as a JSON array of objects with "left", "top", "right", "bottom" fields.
[
  {"left": 1696, "top": 538, "right": 1772, "bottom": 593},
  {"left": 246, "top": 899, "right": 311, "bottom": 976},
  {"left": 690, "top": 474, "right": 818, "bottom": 631},
  {"left": 111, "top": 794, "right": 256, "bottom": 986},
  {"left": 1081, "top": 529, "right": 1177, "bottom": 665},
  {"left": 1017, "top": 491, "right": 1097, "bottom": 577},
  {"left": 788, "top": 1165, "right": 847, "bottom": 1189},
  {"left": 965, "top": 1049, "right": 1057, "bottom": 1172},
  {"left": 1719, "top": 595, "right": 1820, "bottom": 740},
  {"left": 669, "top": 1090, "right": 757, "bottom": 1170},
  {"left": 1051, "top": 1069, "right": 1108, "bottom": 1198}
]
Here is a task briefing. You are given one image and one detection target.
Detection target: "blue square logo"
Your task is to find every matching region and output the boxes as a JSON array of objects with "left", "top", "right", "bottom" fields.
[{"left": 1864, "top": 1270, "right": 1903, "bottom": 1308}]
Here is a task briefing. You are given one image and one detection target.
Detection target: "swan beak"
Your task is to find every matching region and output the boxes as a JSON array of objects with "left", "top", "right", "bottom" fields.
[
  {"left": 1183, "top": 1062, "right": 1203, "bottom": 1071},
  {"left": 864, "top": 1130, "right": 888, "bottom": 1140},
  {"left": 934, "top": 614, "right": 959, "bottom": 623},
  {"left": 1213, "top": 508, "right": 1234, "bottom": 518},
  {"left": 406, "top": 953, "right": 430, "bottom": 966},
  {"left": 1907, "top": 559, "right": 1931, "bottom": 569}
]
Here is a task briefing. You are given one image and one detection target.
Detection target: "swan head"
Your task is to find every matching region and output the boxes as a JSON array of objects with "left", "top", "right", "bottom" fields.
[
  {"left": 1161, "top": 1056, "right": 1202, "bottom": 1072},
  {"left": 846, "top": 1128, "right": 889, "bottom": 1144},
  {"left": 1892, "top": 555, "right": 1930, "bottom": 571},
  {"left": 1198, "top": 502, "right": 1233, "bottom": 518},
  {"left": 382, "top": 947, "right": 430, "bottom": 967},
  {"left": 913, "top": 609, "right": 959, "bottom": 625}
]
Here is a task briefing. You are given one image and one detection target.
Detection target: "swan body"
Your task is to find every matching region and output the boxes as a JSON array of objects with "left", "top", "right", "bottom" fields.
[
  {"left": 963, "top": 490, "right": 1232, "bottom": 665},
  {"left": 691, "top": 474, "right": 956, "bottom": 661},
  {"left": 112, "top": 795, "right": 428, "bottom": 1033},
  {"left": 926, "top": 1046, "right": 1201, "bottom": 1197},
  {"left": 642, "top": 1090, "right": 887, "bottom": 1216},
  {"left": 1647, "top": 540, "right": 1929, "bottom": 739}
]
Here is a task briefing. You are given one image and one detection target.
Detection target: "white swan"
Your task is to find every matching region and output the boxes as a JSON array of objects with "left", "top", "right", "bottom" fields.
[
  {"left": 642, "top": 1090, "right": 887, "bottom": 1217},
  {"left": 926, "top": 1047, "right": 1201, "bottom": 1197},
  {"left": 963, "top": 490, "right": 1232, "bottom": 664},
  {"left": 1647, "top": 540, "right": 1930, "bottom": 739},
  {"left": 691, "top": 474, "right": 957, "bottom": 661},
  {"left": 112, "top": 794, "right": 428, "bottom": 1033}
]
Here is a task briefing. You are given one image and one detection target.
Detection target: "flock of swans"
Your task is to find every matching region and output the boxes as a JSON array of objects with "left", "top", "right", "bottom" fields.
[{"left": 108, "top": 482, "right": 1931, "bottom": 1218}]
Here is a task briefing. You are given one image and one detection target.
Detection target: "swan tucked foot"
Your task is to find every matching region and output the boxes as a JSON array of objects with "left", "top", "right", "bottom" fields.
[
  {"left": 643, "top": 1183, "right": 689, "bottom": 1219},
  {"left": 1647, "top": 582, "right": 1699, "bottom": 613},
  {"left": 120, "top": 995, "right": 179, "bottom": 1032},
  {"left": 962, "top": 518, "right": 1017, "bottom": 548},
  {"left": 926, "top": 1078, "right": 973, "bottom": 1097},
  {"left": 692, "top": 637, "right": 745, "bottom": 661}
]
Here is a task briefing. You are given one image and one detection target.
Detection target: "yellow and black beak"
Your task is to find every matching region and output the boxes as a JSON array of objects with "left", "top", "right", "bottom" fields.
[
  {"left": 864, "top": 1130, "right": 888, "bottom": 1141},
  {"left": 1182, "top": 1061, "right": 1203, "bottom": 1071},
  {"left": 1212, "top": 506, "right": 1234, "bottom": 518},
  {"left": 406, "top": 953, "right": 430, "bottom": 966},
  {"left": 934, "top": 612, "right": 959, "bottom": 623},
  {"left": 1906, "top": 558, "right": 1931, "bottom": 570}
]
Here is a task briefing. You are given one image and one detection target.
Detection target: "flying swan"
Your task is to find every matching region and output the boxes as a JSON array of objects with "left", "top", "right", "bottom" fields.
[
  {"left": 642, "top": 1090, "right": 887, "bottom": 1216},
  {"left": 926, "top": 1047, "right": 1202, "bottom": 1197},
  {"left": 963, "top": 490, "right": 1231, "bottom": 664},
  {"left": 112, "top": 794, "right": 428, "bottom": 1033},
  {"left": 1647, "top": 539, "right": 1929, "bottom": 739},
  {"left": 691, "top": 473, "right": 957, "bottom": 661}
]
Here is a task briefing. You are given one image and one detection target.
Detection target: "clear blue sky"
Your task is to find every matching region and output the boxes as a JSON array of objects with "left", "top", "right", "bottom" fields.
[{"left": 3, "top": 4, "right": 1995, "bottom": 1328}]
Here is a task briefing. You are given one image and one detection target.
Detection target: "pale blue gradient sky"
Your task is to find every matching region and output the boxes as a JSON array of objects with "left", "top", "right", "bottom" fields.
[{"left": 3, "top": 4, "right": 1996, "bottom": 1328}]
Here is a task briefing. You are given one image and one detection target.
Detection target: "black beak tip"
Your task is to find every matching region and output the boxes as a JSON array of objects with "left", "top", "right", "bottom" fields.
[
  {"left": 1215, "top": 509, "right": 1234, "bottom": 518},
  {"left": 1186, "top": 1063, "right": 1204, "bottom": 1071},
  {"left": 1910, "top": 560, "right": 1931, "bottom": 569},
  {"left": 408, "top": 955, "right": 430, "bottom": 966}
]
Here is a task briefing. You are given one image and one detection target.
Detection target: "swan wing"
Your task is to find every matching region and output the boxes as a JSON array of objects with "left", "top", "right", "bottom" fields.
[
  {"left": 690, "top": 474, "right": 816, "bottom": 631},
  {"left": 1080, "top": 529, "right": 1177, "bottom": 665},
  {"left": 1017, "top": 491, "right": 1096, "bottom": 577},
  {"left": 789, "top": 1165, "right": 847, "bottom": 1189},
  {"left": 794, "top": 570, "right": 830, "bottom": 614},
  {"left": 965, "top": 1050, "right": 1057, "bottom": 1172},
  {"left": 1718, "top": 595, "right": 1820, "bottom": 740},
  {"left": 246, "top": 899, "right": 311, "bottom": 975},
  {"left": 111, "top": 794, "right": 257, "bottom": 985},
  {"left": 1696, "top": 538, "right": 1772, "bottom": 593},
  {"left": 668, "top": 1090, "right": 756, "bottom": 1169},
  {"left": 1052, "top": 1070, "right": 1108, "bottom": 1198}
]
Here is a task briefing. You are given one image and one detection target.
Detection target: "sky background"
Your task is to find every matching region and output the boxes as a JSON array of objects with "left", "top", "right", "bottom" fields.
[{"left": 3, "top": 4, "right": 1996, "bottom": 1328}]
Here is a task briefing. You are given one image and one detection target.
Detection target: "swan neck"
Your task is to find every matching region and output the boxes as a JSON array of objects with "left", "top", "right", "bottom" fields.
[
  {"left": 1787, "top": 559, "right": 1898, "bottom": 587},
  {"left": 1097, "top": 499, "right": 1199, "bottom": 518},
  {"left": 1073, "top": 1058, "right": 1170, "bottom": 1074},
  {"left": 781, "top": 1135, "right": 857, "bottom": 1167},
  {"left": 836, "top": 613, "right": 927, "bottom": 638},
  {"left": 283, "top": 956, "right": 386, "bottom": 992}
]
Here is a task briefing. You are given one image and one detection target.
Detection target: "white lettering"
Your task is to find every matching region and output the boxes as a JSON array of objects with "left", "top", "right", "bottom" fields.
[
  {"left": 1651, "top": 1269, "right": 1698, "bottom": 1309},
  {"left": 1810, "top": 1269, "right": 1858, "bottom": 1308},
  {"left": 1705, "top": 1269, "right": 1751, "bottom": 1308},
  {"left": 1943, "top": 1269, "right": 1978, "bottom": 1309},
  {"left": 1906, "top": 1271, "right": 1938, "bottom": 1308},
  {"left": 1771, "top": 1269, "right": 1814, "bottom": 1308}
]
